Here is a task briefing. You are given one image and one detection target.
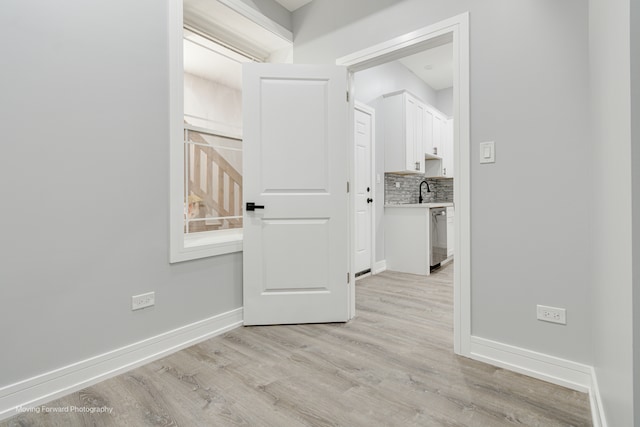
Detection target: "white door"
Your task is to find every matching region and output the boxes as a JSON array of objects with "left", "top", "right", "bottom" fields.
[
  {"left": 242, "top": 63, "right": 349, "bottom": 325},
  {"left": 354, "top": 105, "right": 373, "bottom": 275}
]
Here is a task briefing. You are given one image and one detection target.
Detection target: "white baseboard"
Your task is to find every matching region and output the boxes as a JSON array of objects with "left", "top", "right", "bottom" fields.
[
  {"left": 588, "top": 367, "right": 607, "bottom": 427},
  {"left": 373, "top": 260, "right": 387, "bottom": 274},
  {"left": 0, "top": 308, "right": 243, "bottom": 421},
  {"left": 469, "top": 336, "right": 605, "bottom": 426}
]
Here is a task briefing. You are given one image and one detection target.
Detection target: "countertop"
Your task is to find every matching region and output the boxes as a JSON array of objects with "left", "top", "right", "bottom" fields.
[{"left": 384, "top": 202, "right": 454, "bottom": 208}]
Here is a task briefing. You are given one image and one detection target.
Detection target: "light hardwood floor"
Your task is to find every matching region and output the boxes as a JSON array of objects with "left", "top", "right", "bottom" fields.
[{"left": 2, "top": 263, "right": 591, "bottom": 426}]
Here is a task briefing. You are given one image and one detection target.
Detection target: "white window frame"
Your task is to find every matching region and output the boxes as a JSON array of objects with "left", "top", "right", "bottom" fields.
[
  {"left": 169, "top": 0, "right": 293, "bottom": 263},
  {"left": 169, "top": 1, "right": 243, "bottom": 262}
]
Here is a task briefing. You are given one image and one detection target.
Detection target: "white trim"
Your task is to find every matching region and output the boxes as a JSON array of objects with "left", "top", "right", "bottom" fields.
[
  {"left": 169, "top": 0, "right": 245, "bottom": 263},
  {"left": 469, "top": 336, "right": 591, "bottom": 392},
  {"left": 0, "top": 308, "right": 243, "bottom": 421},
  {"left": 337, "top": 16, "right": 458, "bottom": 71},
  {"left": 169, "top": 0, "right": 187, "bottom": 263},
  {"left": 589, "top": 368, "right": 607, "bottom": 427},
  {"left": 337, "top": 12, "right": 471, "bottom": 357},
  {"left": 373, "top": 260, "right": 387, "bottom": 274},
  {"left": 217, "top": 0, "right": 293, "bottom": 44},
  {"left": 347, "top": 71, "right": 356, "bottom": 319},
  {"left": 470, "top": 336, "right": 607, "bottom": 426}
]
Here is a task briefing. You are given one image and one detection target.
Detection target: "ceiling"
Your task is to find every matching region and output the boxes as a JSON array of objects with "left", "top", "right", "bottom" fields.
[
  {"left": 273, "top": 0, "right": 313, "bottom": 12},
  {"left": 398, "top": 43, "right": 453, "bottom": 91}
]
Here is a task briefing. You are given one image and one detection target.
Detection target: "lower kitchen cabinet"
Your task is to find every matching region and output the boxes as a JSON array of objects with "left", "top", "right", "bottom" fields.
[
  {"left": 446, "top": 206, "right": 454, "bottom": 257},
  {"left": 384, "top": 203, "right": 453, "bottom": 276}
]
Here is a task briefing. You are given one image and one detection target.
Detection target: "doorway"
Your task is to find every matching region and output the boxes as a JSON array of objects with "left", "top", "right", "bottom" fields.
[{"left": 338, "top": 13, "right": 470, "bottom": 355}]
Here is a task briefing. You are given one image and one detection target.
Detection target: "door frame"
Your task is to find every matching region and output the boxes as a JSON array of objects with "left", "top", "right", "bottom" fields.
[
  {"left": 337, "top": 12, "right": 470, "bottom": 356},
  {"left": 353, "top": 101, "right": 376, "bottom": 279}
]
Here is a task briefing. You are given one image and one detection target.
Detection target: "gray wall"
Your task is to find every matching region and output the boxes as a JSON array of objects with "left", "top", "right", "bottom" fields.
[
  {"left": 589, "top": 0, "right": 634, "bottom": 425},
  {"left": 633, "top": 0, "right": 640, "bottom": 422},
  {"left": 354, "top": 61, "right": 438, "bottom": 106},
  {"left": 0, "top": 0, "right": 242, "bottom": 386},
  {"left": 294, "top": 0, "right": 593, "bottom": 366},
  {"left": 354, "top": 61, "right": 439, "bottom": 262},
  {"left": 436, "top": 87, "right": 454, "bottom": 117},
  {"left": 237, "top": 0, "right": 292, "bottom": 31}
]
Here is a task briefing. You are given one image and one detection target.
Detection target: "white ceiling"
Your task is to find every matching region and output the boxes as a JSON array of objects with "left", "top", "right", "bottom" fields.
[
  {"left": 273, "top": 0, "right": 313, "bottom": 12},
  {"left": 398, "top": 43, "right": 453, "bottom": 91}
]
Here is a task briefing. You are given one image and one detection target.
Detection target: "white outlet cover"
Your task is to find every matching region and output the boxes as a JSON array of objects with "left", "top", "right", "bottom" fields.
[
  {"left": 479, "top": 141, "right": 495, "bottom": 164},
  {"left": 132, "top": 292, "right": 155, "bottom": 311},
  {"left": 536, "top": 304, "right": 566, "bottom": 325}
]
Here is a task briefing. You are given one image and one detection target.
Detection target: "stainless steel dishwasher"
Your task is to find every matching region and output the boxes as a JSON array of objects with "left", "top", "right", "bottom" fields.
[{"left": 430, "top": 207, "right": 448, "bottom": 270}]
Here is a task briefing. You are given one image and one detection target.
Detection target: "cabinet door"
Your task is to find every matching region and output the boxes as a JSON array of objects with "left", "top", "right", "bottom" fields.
[
  {"left": 424, "top": 107, "right": 434, "bottom": 156},
  {"left": 415, "top": 101, "right": 426, "bottom": 173},
  {"left": 405, "top": 95, "right": 419, "bottom": 172},
  {"left": 443, "top": 118, "right": 454, "bottom": 177},
  {"left": 433, "top": 113, "right": 442, "bottom": 156},
  {"left": 446, "top": 207, "right": 454, "bottom": 257}
]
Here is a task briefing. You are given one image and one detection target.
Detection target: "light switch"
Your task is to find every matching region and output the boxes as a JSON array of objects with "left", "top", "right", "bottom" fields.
[{"left": 479, "top": 141, "right": 495, "bottom": 164}]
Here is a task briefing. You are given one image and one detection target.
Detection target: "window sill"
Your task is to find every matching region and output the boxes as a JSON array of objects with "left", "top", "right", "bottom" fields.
[{"left": 171, "top": 229, "right": 243, "bottom": 263}]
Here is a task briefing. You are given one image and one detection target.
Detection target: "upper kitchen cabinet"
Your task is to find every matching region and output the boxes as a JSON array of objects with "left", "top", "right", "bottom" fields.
[
  {"left": 442, "top": 117, "right": 454, "bottom": 177},
  {"left": 383, "top": 90, "right": 425, "bottom": 174},
  {"left": 424, "top": 106, "right": 453, "bottom": 178}
]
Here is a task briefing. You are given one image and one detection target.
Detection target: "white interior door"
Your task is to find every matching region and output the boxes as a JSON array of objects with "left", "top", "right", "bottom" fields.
[
  {"left": 242, "top": 63, "right": 349, "bottom": 326},
  {"left": 354, "top": 105, "right": 373, "bottom": 275}
]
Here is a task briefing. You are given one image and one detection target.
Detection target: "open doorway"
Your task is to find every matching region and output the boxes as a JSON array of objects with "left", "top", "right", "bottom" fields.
[
  {"left": 338, "top": 14, "right": 470, "bottom": 355},
  {"left": 353, "top": 42, "right": 454, "bottom": 279}
]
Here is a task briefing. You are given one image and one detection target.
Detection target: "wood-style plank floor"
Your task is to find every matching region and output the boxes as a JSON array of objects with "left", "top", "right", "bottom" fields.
[{"left": 2, "top": 263, "right": 592, "bottom": 426}]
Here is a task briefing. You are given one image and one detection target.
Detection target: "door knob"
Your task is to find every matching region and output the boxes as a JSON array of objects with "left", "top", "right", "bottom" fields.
[
  {"left": 367, "top": 198, "right": 373, "bottom": 204},
  {"left": 246, "top": 202, "right": 265, "bottom": 211}
]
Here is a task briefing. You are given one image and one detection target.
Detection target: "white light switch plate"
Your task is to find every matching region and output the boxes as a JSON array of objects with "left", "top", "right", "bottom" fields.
[{"left": 479, "top": 141, "right": 495, "bottom": 164}]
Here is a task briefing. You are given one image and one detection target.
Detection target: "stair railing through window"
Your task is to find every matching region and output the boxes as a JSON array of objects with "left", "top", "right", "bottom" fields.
[{"left": 184, "top": 124, "right": 242, "bottom": 234}]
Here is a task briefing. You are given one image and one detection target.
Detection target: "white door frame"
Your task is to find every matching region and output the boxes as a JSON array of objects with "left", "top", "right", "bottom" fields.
[
  {"left": 337, "top": 12, "right": 471, "bottom": 356},
  {"left": 354, "top": 101, "right": 376, "bottom": 279}
]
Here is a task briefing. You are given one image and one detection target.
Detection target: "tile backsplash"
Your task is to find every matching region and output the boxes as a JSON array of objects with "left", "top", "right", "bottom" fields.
[{"left": 385, "top": 173, "right": 453, "bottom": 205}]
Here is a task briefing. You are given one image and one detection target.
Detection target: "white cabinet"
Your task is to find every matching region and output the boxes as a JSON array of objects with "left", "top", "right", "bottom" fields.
[
  {"left": 383, "top": 91, "right": 425, "bottom": 174},
  {"left": 424, "top": 106, "right": 453, "bottom": 178},
  {"left": 431, "top": 109, "right": 443, "bottom": 156},
  {"left": 423, "top": 107, "right": 434, "bottom": 156},
  {"left": 383, "top": 90, "right": 453, "bottom": 177},
  {"left": 446, "top": 206, "right": 454, "bottom": 257},
  {"left": 385, "top": 206, "right": 431, "bottom": 275},
  {"left": 442, "top": 118, "right": 454, "bottom": 177}
]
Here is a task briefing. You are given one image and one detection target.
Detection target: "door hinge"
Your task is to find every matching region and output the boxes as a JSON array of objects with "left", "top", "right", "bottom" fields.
[
  {"left": 347, "top": 272, "right": 350, "bottom": 284},
  {"left": 346, "top": 91, "right": 350, "bottom": 102},
  {"left": 347, "top": 181, "right": 350, "bottom": 193}
]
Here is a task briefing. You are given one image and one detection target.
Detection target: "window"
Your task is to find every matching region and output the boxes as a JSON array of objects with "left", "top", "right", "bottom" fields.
[
  {"left": 170, "top": 26, "right": 252, "bottom": 262},
  {"left": 169, "top": 0, "right": 293, "bottom": 263},
  {"left": 183, "top": 28, "right": 249, "bottom": 238}
]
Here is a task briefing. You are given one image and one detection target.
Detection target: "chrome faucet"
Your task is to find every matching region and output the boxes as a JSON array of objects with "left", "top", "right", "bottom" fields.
[{"left": 419, "top": 180, "right": 431, "bottom": 204}]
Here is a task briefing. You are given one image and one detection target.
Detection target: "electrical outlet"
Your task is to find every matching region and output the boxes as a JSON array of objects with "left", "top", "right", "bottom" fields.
[
  {"left": 536, "top": 305, "right": 566, "bottom": 325},
  {"left": 132, "top": 292, "right": 155, "bottom": 311},
  {"left": 395, "top": 182, "right": 400, "bottom": 188}
]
